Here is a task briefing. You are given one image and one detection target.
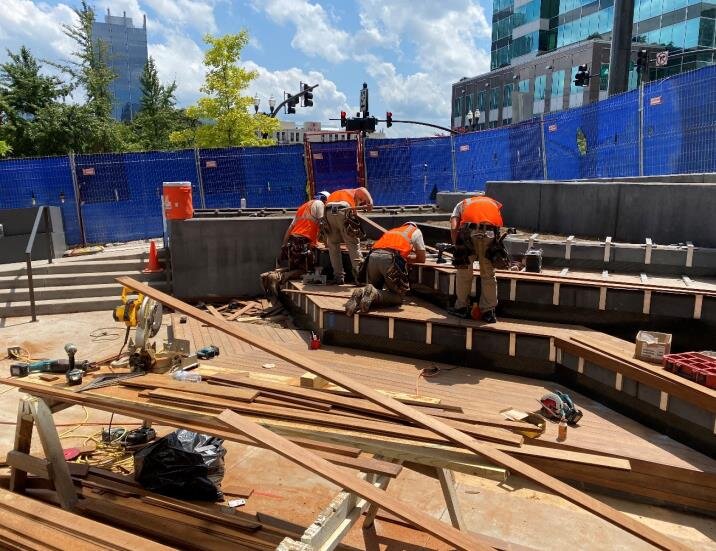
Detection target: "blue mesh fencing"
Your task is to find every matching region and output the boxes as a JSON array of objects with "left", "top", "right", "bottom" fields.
[
  {"left": 199, "top": 144, "right": 306, "bottom": 208},
  {"left": 365, "top": 137, "right": 453, "bottom": 205},
  {"left": 309, "top": 140, "right": 359, "bottom": 195},
  {"left": 643, "top": 64, "right": 716, "bottom": 175},
  {"left": 75, "top": 150, "right": 198, "bottom": 244},
  {"left": 0, "top": 155, "right": 82, "bottom": 245}
]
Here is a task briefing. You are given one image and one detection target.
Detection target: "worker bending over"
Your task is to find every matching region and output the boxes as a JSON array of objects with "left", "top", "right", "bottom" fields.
[
  {"left": 448, "top": 195, "right": 505, "bottom": 323},
  {"left": 345, "top": 222, "right": 426, "bottom": 316},
  {"left": 324, "top": 187, "right": 374, "bottom": 284},
  {"left": 260, "top": 192, "right": 328, "bottom": 295}
]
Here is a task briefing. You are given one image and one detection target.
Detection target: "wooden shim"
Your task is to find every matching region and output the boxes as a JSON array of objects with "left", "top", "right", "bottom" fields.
[
  {"left": 120, "top": 374, "right": 259, "bottom": 402},
  {"left": 118, "top": 277, "right": 684, "bottom": 551},
  {"left": 218, "top": 409, "right": 492, "bottom": 551},
  {"left": 300, "top": 372, "right": 329, "bottom": 389},
  {"left": 222, "top": 485, "right": 255, "bottom": 498}
]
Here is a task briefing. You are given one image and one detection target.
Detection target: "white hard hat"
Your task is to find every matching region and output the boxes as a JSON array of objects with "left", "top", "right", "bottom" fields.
[{"left": 315, "top": 191, "right": 330, "bottom": 202}]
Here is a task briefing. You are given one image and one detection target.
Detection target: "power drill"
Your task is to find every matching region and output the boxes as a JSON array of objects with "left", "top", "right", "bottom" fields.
[
  {"left": 435, "top": 243, "right": 455, "bottom": 264},
  {"left": 196, "top": 345, "right": 220, "bottom": 360}
]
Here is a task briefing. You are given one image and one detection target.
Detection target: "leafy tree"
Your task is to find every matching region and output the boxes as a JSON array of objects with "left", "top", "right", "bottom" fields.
[
  {"left": 170, "top": 32, "right": 278, "bottom": 148},
  {"left": 0, "top": 140, "right": 11, "bottom": 157},
  {"left": 132, "top": 57, "right": 179, "bottom": 150},
  {"left": 0, "top": 46, "right": 66, "bottom": 156}
]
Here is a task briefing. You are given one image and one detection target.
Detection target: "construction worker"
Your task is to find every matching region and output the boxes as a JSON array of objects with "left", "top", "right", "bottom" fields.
[
  {"left": 345, "top": 222, "right": 426, "bottom": 316},
  {"left": 448, "top": 195, "right": 504, "bottom": 323},
  {"left": 324, "top": 187, "right": 374, "bottom": 284},
  {"left": 260, "top": 191, "right": 329, "bottom": 295}
]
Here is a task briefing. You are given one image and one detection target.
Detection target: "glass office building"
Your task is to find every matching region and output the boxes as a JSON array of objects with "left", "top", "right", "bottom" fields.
[
  {"left": 454, "top": 0, "right": 716, "bottom": 130},
  {"left": 93, "top": 10, "right": 149, "bottom": 121}
]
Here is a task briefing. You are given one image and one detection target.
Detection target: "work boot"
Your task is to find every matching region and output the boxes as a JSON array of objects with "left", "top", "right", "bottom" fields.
[
  {"left": 481, "top": 309, "right": 497, "bottom": 324},
  {"left": 344, "top": 288, "right": 364, "bottom": 317},
  {"left": 332, "top": 274, "right": 345, "bottom": 285},
  {"left": 447, "top": 306, "right": 470, "bottom": 319},
  {"left": 359, "top": 284, "right": 379, "bottom": 313}
]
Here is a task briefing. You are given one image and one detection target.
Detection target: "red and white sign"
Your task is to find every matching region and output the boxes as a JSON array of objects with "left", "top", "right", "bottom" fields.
[
  {"left": 82, "top": 167, "right": 95, "bottom": 176},
  {"left": 655, "top": 51, "right": 669, "bottom": 67},
  {"left": 368, "top": 150, "right": 379, "bottom": 158},
  {"left": 650, "top": 96, "right": 662, "bottom": 106},
  {"left": 459, "top": 144, "right": 470, "bottom": 152},
  {"left": 205, "top": 160, "right": 217, "bottom": 168},
  {"left": 312, "top": 153, "right": 323, "bottom": 160},
  {"left": 548, "top": 124, "right": 558, "bottom": 132}
]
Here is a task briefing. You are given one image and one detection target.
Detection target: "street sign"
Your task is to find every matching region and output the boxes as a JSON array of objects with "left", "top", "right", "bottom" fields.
[
  {"left": 359, "top": 83, "right": 369, "bottom": 115},
  {"left": 656, "top": 51, "right": 669, "bottom": 67}
]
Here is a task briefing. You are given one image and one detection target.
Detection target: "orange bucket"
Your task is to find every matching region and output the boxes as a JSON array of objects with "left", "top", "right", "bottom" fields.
[{"left": 163, "top": 181, "right": 194, "bottom": 220}]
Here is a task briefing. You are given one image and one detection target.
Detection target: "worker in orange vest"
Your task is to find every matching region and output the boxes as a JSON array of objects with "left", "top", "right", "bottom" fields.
[
  {"left": 324, "top": 187, "right": 374, "bottom": 284},
  {"left": 448, "top": 195, "right": 506, "bottom": 323},
  {"left": 281, "top": 191, "right": 329, "bottom": 272},
  {"left": 345, "top": 222, "right": 426, "bottom": 316}
]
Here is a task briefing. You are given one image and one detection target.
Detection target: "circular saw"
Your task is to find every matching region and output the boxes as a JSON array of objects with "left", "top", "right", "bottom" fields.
[
  {"left": 539, "top": 390, "right": 583, "bottom": 425},
  {"left": 113, "top": 288, "right": 163, "bottom": 371},
  {"left": 135, "top": 296, "right": 162, "bottom": 349}
]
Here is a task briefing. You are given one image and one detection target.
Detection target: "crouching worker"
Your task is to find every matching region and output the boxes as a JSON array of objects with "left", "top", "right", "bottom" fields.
[
  {"left": 448, "top": 195, "right": 508, "bottom": 323},
  {"left": 345, "top": 222, "right": 426, "bottom": 316},
  {"left": 324, "top": 187, "right": 374, "bottom": 284},
  {"left": 260, "top": 191, "right": 329, "bottom": 296}
]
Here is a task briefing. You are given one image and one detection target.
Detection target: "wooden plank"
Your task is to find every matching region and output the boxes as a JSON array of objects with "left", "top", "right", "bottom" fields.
[
  {"left": 300, "top": 372, "right": 329, "bottom": 389},
  {"left": 119, "top": 277, "right": 685, "bottom": 551},
  {"left": 206, "top": 305, "right": 225, "bottom": 320},
  {"left": 436, "top": 467, "right": 467, "bottom": 531},
  {"left": 9, "top": 399, "right": 34, "bottom": 492},
  {"left": 217, "top": 409, "right": 493, "bottom": 551},
  {"left": 120, "top": 374, "right": 258, "bottom": 402}
]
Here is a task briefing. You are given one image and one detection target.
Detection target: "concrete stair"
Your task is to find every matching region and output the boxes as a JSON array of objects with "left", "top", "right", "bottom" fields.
[{"left": 0, "top": 244, "right": 170, "bottom": 318}]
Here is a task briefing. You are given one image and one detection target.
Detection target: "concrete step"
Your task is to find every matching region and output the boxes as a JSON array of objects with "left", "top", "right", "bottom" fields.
[
  {"left": 0, "top": 281, "right": 170, "bottom": 317},
  {"left": 0, "top": 270, "right": 165, "bottom": 290},
  {"left": 0, "top": 259, "right": 148, "bottom": 277},
  {"left": 0, "top": 283, "right": 123, "bottom": 303}
]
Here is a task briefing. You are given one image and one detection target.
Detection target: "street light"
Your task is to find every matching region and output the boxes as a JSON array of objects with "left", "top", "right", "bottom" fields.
[
  {"left": 253, "top": 93, "right": 260, "bottom": 114},
  {"left": 465, "top": 109, "right": 474, "bottom": 128},
  {"left": 268, "top": 95, "right": 276, "bottom": 111}
]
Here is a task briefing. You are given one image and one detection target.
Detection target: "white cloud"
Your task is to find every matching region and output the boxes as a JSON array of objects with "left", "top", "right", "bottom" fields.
[
  {"left": 242, "top": 61, "right": 352, "bottom": 126},
  {"left": 254, "top": 0, "right": 350, "bottom": 62},
  {"left": 149, "top": 33, "right": 206, "bottom": 105},
  {"left": 0, "top": 0, "right": 76, "bottom": 62},
  {"left": 143, "top": 0, "right": 219, "bottom": 34}
]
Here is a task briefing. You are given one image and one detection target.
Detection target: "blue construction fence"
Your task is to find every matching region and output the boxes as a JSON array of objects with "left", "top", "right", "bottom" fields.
[{"left": 1, "top": 65, "right": 716, "bottom": 246}]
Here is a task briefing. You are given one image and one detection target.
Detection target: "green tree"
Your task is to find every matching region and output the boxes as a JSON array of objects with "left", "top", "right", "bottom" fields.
[
  {"left": 170, "top": 32, "right": 278, "bottom": 148},
  {"left": 0, "top": 140, "right": 11, "bottom": 157},
  {"left": 132, "top": 57, "right": 179, "bottom": 150},
  {"left": 0, "top": 46, "right": 66, "bottom": 156}
]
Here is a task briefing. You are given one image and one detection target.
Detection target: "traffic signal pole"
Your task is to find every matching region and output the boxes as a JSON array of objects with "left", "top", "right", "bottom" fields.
[
  {"left": 269, "top": 84, "right": 319, "bottom": 117},
  {"left": 607, "top": 0, "right": 636, "bottom": 96}
]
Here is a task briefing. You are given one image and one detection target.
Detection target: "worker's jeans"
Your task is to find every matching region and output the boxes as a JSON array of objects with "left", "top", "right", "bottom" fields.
[
  {"left": 366, "top": 249, "right": 404, "bottom": 307},
  {"left": 454, "top": 233, "right": 497, "bottom": 312},
  {"left": 325, "top": 207, "right": 362, "bottom": 279}
]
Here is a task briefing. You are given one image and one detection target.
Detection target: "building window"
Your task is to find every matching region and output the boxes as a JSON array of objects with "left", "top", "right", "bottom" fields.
[
  {"left": 454, "top": 97, "right": 461, "bottom": 117},
  {"left": 599, "top": 63, "right": 609, "bottom": 91},
  {"left": 503, "top": 83, "right": 513, "bottom": 107},
  {"left": 534, "top": 74, "right": 547, "bottom": 100},
  {"left": 490, "top": 87, "right": 501, "bottom": 110},
  {"left": 465, "top": 94, "right": 472, "bottom": 116},
  {"left": 551, "top": 70, "right": 565, "bottom": 98},
  {"left": 477, "top": 90, "right": 486, "bottom": 112},
  {"left": 518, "top": 79, "right": 530, "bottom": 95}
]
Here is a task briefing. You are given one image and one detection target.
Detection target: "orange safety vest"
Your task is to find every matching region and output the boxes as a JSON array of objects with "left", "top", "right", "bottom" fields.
[
  {"left": 327, "top": 189, "right": 356, "bottom": 207},
  {"left": 373, "top": 224, "right": 418, "bottom": 259},
  {"left": 460, "top": 196, "right": 503, "bottom": 227},
  {"left": 290, "top": 200, "right": 321, "bottom": 244}
]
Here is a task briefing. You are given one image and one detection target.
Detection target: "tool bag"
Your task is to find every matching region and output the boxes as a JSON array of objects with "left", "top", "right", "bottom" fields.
[
  {"left": 287, "top": 235, "right": 315, "bottom": 272},
  {"left": 451, "top": 226, "right": 474, "bottom": 268},
  {"left": 343, "top": 210, "right": 365, "bottom": 239},
  {"left": 384, "top": 251, "right": 410, "bottom": 295},
  {"left": 486, "top": 232, "right": 511, "bottom": 270}
]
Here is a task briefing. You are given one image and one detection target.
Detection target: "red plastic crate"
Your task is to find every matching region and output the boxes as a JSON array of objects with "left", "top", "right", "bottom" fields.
[{"left": 662, "top": 352, "right": 716, "bottom": 389}]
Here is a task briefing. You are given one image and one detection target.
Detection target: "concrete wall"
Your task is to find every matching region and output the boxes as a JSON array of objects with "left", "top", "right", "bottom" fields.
[
  {"left": 0, "top": 207, "right": 66, "bottom": 264},
  {"left": 486, "top": 180, "right": 716, "bottom": 247},
  {"left": 169, "top": 212, "right": 450, "bottom": 299}
]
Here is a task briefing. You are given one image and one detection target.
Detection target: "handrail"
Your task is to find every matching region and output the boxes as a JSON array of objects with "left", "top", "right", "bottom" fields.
[{"left": 25, "top": 206, "right": 55, "bottom": 322}]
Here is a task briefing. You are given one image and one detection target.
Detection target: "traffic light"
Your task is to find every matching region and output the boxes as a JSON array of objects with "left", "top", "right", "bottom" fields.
[
  {"left": 574, "top": 64, "right": 590, "bottom": 87},
  {"left": 636, "top": 49, "right": 648, "bottom": 74},
  {"left": 386, "top": 112, "right": 393, "bottom": 128},
  {"left": 287, "top": 95, "right": 298, "bottom": 114},
  {"left": 302, "top": 83, "right": 313, "bottom": 107},
  {"left": 340, "top": 111, "right": 347, "bottom": 128}
]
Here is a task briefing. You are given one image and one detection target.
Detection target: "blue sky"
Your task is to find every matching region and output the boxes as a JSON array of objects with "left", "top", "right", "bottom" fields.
[{"left": 0, "top": 0, "right": 493, "bottom": 137}]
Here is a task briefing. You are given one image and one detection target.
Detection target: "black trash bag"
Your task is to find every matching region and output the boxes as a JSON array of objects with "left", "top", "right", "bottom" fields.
[{"left": 134, "top": 429, "right": 226, "bottom": 501}]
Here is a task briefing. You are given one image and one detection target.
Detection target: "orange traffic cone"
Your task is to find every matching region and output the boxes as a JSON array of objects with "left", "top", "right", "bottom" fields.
[{"left": 143, "top": 241, "right": 163, "bottom": 273}]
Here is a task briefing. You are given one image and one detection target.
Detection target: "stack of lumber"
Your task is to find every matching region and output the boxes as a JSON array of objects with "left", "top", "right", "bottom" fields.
[{"left": 0, "top": 486, "right": 174, "bottom": 550}]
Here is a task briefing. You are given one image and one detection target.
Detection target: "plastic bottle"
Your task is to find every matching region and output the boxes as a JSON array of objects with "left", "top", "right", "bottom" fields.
[
  {"left": 173, "top": 371, "right": 202, "bottom": 383},
  {"left": 557, "top": 416, "right": 568, "bottom": 441}
]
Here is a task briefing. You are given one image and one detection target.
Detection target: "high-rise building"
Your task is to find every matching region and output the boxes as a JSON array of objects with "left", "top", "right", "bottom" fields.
[
  {"left": 453, "top": 0, "right": 716, "bottom": 130},
  {"left": 93, "top": 10, "right": 148, "bottom": 121}
]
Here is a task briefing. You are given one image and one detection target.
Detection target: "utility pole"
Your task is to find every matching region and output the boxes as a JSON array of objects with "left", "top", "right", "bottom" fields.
[{"left": 607, "top": 0, "right": 636, "bottom": 96}]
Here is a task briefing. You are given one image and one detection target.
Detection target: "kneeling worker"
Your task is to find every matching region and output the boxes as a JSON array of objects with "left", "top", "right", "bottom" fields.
[
  {"left": 448, "top": 195, "right": 504, "bottom": 323},
  {"left": 324, "top": 187, "right": 374, "bottom": 284},
  {"left": 345, "top": 222, "right": 426, "bottom": 315}
]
